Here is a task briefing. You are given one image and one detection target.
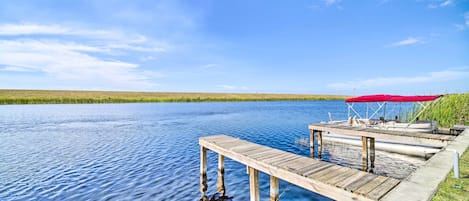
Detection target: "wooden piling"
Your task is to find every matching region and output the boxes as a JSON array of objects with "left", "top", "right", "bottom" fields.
[
  {"left": 369, "top": 138, "right": 375, "bottom": 170},
  {"left": 310, "top": 129, "right": 315, "bottom": 158},
  {"left": 361, "top": 136, "right": 368, "bottom": 172},
  {"left": 270, "top": 176, "right": 279, "bottom": 201},
  {"left": 318, "top": 131, "right": 323, "bottom": 158},
  {"left": 249, "top": 167, "right": 260, "bottom": 201},
  {"left": 199, "top": 146, "right": 208, "bottom": 201},
  {"left": 217, "top": 154, "right": 225, "bottom": 195}
]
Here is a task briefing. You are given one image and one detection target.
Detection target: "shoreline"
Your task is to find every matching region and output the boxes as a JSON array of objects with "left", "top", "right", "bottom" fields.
[{"left": 0, "top": 89, "right": 349, "bottom": 105}]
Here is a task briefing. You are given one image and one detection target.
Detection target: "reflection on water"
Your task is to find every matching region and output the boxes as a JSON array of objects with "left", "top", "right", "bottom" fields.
[{"left": 0, "top": 101, "right": 425, "bottom": 201}]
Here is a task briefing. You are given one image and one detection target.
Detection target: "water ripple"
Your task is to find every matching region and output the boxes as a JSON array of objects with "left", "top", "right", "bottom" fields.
[{"left": 0, "top": 102, "right": 422, "bottom": 201}]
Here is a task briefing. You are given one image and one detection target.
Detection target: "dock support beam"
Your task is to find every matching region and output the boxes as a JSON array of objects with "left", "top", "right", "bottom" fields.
[
  {"left": 361, "top": 136, "right": 368, "bottom": 172},
  {"left": 270, "top": 176, "right": 279, "bottom": 201},
  {"left": 309, "top": 129, "right": 315, "bottom": 158},
  {"left": 369, "top": 138, "right": 375, "bottom": 171},
  {"left": 249, "top": 167, "right": 260, "bottom": 201},
  {"left": 217, "top": 154, "right": 225, "bottom": 195},
  {"left": 318, "top": 131, "right": 323, "bottom": 159},
  {"left": 199, "top": 146, "right": 208, "bottom": 201}
]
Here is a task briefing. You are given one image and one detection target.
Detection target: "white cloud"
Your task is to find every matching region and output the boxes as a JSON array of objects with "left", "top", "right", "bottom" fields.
[
  {"left": 310, "top": 0, "right": 343, "bottom": 10},
  {"left": 323, "top": 0, "right": 341, "bottom": 6},
  {"left": 328, "top": 69, "right": 469, "bottom": 90},
  {"left": 0, "top": 23, "right": 168, "bottom": 53},
  {"left": 465, "top": 12, "right": 469, "bottom": 26},
  {"left": 201, "top": 64, "right": 218, "bottom": 69},
  {"left": 427, "top": 0, "right": 453, "bottom": 8},
  {"left": 217, "top": 85, "right": 249, "bottom": 90},
  {"left": 388, "top": 37, "right": 423, "bottom": 47},
  {"left": 0, "top": 23, "right": 169, "bottom": 89},
  {"left": 1, "top": 66, "right": 35, "bottom": 72}
]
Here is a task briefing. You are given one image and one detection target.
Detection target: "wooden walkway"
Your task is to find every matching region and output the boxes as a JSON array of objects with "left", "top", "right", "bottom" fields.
[
  {"left": 309, "top": 123, "right": 454, "bottom": 147},
  {"left": 199, "top": 135, "right": 400, "bottom": 201}
]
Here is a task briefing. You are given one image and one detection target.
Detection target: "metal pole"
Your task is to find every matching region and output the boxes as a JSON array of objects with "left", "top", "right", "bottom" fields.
[{"left": 454, "top": 151, "right": 460, "bottom": 179}]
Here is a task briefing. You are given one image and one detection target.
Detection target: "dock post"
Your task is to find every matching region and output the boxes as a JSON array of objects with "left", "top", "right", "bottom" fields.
[
  {"left": 270, "top": 176, "right": 279, "bottom": 201},
  {"left": 217, "top": 154, "right": 225, "bottom": 195},
  {"left": 309, "top": 129, "right": 315, "bottom": 158},
  {"left": 249, "top": 167, "right": 260, "bottom": 201},
  {"left": 369, "top": 138, "right": 375, "bottom": 171},
  {"left": 361, "top": 136, "right": 368, "bottom": 172},
  {"left": 317, "top": 131, "right": 323, "bottom": 159},
  {"left": 199, "top": 146, "right": 208, "bottom": 201}
]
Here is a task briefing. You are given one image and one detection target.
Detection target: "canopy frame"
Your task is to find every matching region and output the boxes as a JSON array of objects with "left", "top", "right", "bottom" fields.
[{"left": 345, "top": 94, "right": 442, "bottom": 123}]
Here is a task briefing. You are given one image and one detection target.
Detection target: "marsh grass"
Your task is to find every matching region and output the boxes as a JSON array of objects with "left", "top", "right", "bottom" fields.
[
  {"left": 415, "top": 93, "right": 469, "bottom": 128},
  {"left": 0, "top": 89, "right": 349, "bottom": 104}
]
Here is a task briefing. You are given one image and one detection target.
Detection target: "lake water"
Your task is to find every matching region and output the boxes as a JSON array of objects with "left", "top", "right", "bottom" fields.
[{"left": 0, "top": 101, "right": 424, "bottom": 201}]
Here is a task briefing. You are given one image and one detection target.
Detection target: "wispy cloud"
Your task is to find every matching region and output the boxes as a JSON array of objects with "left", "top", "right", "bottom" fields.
[
  {"left": 387, "top": 37, "right": 423, "bottom": 47},
  {"left": 310, "top": 0, "right": 343, "bottom": 10},
  {"left": 328, "top": 69, "right": 469, "bottom": 90},
  {"left": 323, "top": 0, "right": 341, "bottom": 6},
  {"left": 427, "top": 0, "right": 453, "bottom": 8},
  {"left": 217, "top": 85, "right": 249, "bottom": 90},
  {"left": 453, "top": 12, "right": 469, "bottom": 31},
  {"left": 0, "top": 23, "right": 167, "bottom": 89},
  {"left": 201, "top": 64, "right": 218, "bottom": 69}
]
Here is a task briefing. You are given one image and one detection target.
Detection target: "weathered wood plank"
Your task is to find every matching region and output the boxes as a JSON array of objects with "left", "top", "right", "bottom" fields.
[
  {"left": 327, "top": 168, "right": 360, "bottom": 186},
  {"left": 334, "top": 171, "right": 368, "bottom": 188},
  {"left": 355, "top": 176, "right": 388, "bottom": 196},
  {"left": 316, "top": 166, "right": 351, "bottom": 183},
  {"left": 307, "top": 165, "right": 342, "bottom": 179},
  {"left": 345, "top": 174, "right": 378, "bottom": 192},
  {"left": 367, "top": 178, "right": 400, "bottom": 200},
  {"left": 303, "top": 163, "right": 335, "bottom": 177}
]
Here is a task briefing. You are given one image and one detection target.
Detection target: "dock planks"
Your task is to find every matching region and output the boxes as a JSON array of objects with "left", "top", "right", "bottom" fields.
[{"left": 199, "top": 135, "right": 400, "bottom": 201}]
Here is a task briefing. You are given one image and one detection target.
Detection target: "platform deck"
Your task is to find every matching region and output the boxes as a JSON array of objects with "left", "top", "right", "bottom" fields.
[{"left": 199, "top": 135, "right": 400, "bottom": 201}]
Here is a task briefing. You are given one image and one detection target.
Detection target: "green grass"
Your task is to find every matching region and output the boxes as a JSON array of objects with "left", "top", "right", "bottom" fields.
[
  {"left": 417, "top": 93, "right": 469, "bottom": 128},
  {"left": 432, "top": 149, "right": 469, "bottom": 201},
  {"left": 0, "top": 89, "right": 349, "bottom": 104},
  {"left": 424, "top": 93, "right": 469, "bottom": 200}
]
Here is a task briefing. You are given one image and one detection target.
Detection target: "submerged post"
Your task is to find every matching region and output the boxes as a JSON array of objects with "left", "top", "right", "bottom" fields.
[
  {"left": 249, "top": 167, "right": 260, "bottom": 201},
  {"left": 361, "top": 136, "right": 368, "bottom": 172},
  {"left": 217, "top": 154, "right": 226, "bottom": 195},
  {"left": 369, "top": 138, "right": 375, "bottom": 171},
  {"left": 270, "top": 176, "right": 279, "bottom": 201},
  {"left": 309, "top": 129, "right": 315, "bottom": 158},
  {"left": 317, "top": 131, "right": 323, "bottom": 159},
  {"left": 199, "top": 146, "right": 208, "bottom": 201}
]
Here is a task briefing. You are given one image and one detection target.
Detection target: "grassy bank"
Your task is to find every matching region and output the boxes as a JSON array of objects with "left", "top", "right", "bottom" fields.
[
  {"left": 432, "top": 148, "right": 469, "bottom": 201},
  {"left": 427, "top": 93, "right": 469, "bottom": 200},
  {"left": 0, "top": 90, "right": 349, "bottom": 104}
]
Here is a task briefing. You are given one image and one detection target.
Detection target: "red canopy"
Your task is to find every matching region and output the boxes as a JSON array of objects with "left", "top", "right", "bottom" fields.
[{"left": 345, "top": 94, "right": 442, "bottom": 103}]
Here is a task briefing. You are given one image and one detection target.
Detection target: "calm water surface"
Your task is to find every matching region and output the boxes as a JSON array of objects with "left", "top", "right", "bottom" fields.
[{"left": 0, "top": 101, "right": 424, "bottom": 201}]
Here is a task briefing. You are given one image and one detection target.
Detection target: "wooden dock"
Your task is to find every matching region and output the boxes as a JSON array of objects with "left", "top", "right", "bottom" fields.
[
  {"left": 308, "top": 123, "right": 455, "bottom": 172},
  {"left": 199, "top": 135, "right": 400, "bottom": 201},
  {"left": 309, "top": 123, "right": 454, "bottom": 147}
]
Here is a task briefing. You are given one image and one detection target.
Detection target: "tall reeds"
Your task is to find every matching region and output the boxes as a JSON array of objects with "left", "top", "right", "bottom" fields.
[
  {"left": 0, "top": 90, "right": 348, "bottom": 104},
  {"left": 414, "top": 93, "right": 469, "bottom": 128}
]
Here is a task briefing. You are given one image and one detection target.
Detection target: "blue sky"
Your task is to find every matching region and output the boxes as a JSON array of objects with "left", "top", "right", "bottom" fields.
[{"left": 0, "top": 0, "right": 468, "bottom": 95}]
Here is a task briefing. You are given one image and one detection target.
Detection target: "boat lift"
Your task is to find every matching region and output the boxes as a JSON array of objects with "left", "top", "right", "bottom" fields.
[{"left": 345, "top": 94, "right": 443, "bottom": 123}]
